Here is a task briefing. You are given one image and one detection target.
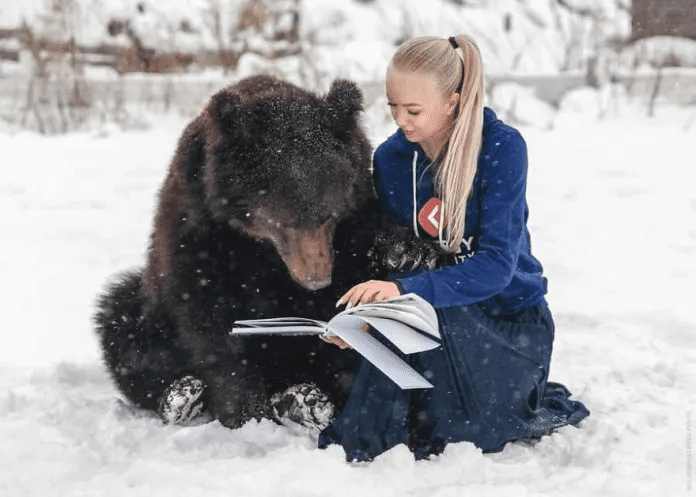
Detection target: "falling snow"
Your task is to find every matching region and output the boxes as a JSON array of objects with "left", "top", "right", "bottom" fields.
[{"left": 1, "top": 0, "right": 695, "bottom": 495}]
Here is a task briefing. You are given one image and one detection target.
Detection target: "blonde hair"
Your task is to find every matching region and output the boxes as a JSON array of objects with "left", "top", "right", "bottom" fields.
[{"left": 388, "top": 35, "right": 484, "bottom": 252}]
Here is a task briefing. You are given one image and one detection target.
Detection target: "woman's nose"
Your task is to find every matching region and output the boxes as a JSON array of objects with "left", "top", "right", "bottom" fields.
[{"left": 393, "top": 108, "right": 407, "bottom": 127}]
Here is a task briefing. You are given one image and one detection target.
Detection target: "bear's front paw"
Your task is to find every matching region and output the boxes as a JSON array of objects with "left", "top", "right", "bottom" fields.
[
  {"left": 270, "top": 383, "right": 334, "bottom": 432},
  {"left": 158, "top": 376, "right": 209, "bottom": 426},
  {"left": 369, "top": 231, "right": 445, "bottom": 273}
]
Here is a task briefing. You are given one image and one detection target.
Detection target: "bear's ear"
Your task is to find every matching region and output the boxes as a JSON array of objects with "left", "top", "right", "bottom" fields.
[
  {"left": 209, "top": 91, "right": 243, "bottom": 134},
  {"left": 324, "top": 78, "right": 363, "bottom": 139}
]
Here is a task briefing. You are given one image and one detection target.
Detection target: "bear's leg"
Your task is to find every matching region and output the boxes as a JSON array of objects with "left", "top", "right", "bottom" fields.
[
  {"left": 94, "top": 272, "right": 190, "bottom": 411},
  {"left": 246, "top": 334, "right": 359, "bottom": 417},
  {"left": 172, "top": 325, "right": 273, "bottom": 428}
]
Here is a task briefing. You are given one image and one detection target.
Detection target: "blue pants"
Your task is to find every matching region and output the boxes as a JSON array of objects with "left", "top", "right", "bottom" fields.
[{"left": 318, "top": 304, "right": 589, "bottom": 461}]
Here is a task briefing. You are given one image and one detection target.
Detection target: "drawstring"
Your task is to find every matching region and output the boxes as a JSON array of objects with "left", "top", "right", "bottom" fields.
[
  {"left": 413, "top": 150, "right": 446, "bottom": 248},
  {"left": 412, "top": 151, "right": 420, "bottom": 238}
]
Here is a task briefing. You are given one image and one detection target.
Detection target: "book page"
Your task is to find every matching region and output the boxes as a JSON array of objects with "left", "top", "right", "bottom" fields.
[
  {"left": 232, "top": 317, "right": 327, "bottom": 336},
  {"left": 338, "top": 294, "right": 439, "bottom": 338},
  {"left": 339, "top": 315, "right": 440, "bottom": 354},
  {"left": 232, "top": 326, "right": 325, "bottom": 336},
  {"left": 381, "top": 293, "right": 438, "bottom": 325},
  {"left": 347, "top": 305, "right": 438, "bottom": 339},
  {"left": 230, "top": 294, "right": 440, "bottom": 389},
  {"left": 234, "top": 317, "right": 327, "bottom": 326},
  {"left": 328, "top": 315, "right": 433, "bottom": 389}
]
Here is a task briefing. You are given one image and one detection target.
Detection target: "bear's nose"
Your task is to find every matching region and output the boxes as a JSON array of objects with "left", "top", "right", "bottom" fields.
[{"left": 288, "top": 257, "right": 332, "bottom": 291}]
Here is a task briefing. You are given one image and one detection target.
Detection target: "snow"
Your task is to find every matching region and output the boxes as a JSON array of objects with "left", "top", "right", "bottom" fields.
[
  {"left": 1, "top": 85, "right": 694, "bottom": 496},
  {"left": 1, "top": 0, "right": 695, "bottom": 494},
  {"left": 2, "top": 0, "right": 633, "bottom": 76}
]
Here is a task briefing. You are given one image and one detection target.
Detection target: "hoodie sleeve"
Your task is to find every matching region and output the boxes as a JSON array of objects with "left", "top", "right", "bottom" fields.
[{"left": 397, "top": 131, "right": 529, "bottom": 308}]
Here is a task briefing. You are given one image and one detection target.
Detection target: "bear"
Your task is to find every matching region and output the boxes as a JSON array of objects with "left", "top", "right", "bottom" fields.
[{"left": 94, "top": 74, "right": 385, "bottom": 429}]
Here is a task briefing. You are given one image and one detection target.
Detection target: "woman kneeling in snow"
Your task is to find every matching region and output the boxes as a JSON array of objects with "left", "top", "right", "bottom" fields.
[{"left": 320, "top": 34, "right": 589, "bottom": 461}]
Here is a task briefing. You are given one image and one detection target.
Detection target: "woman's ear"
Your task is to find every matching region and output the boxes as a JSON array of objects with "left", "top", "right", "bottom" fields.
[{"left": 447, "top": 92, "right": 460, "bottom": 117}]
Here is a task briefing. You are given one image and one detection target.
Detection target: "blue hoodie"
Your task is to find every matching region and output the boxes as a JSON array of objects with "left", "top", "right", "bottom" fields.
[
  {"left": 317, "top": 111, "right": 590, "bottom": 460},
  {"left": 373, "top": 107, "right": 547, "bottom": 314}
]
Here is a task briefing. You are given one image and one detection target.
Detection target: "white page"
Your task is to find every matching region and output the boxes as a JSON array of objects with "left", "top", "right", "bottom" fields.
[
  {"left": 348, "top": 305, "right": 439, "bottom": 339},
  {"left": 232, "top": 317, "right": 327, "bottom": 336},
  {"left": 341, "top": 294, "right": 439, "bottom": 338},
  {"left": 384, "top": 294, "right": 439, "bottom": 332},
  {"left": 351, "top": 315, "right": 440, "bottom": 354},
  {"left": 232, "top": 325, "right": 325, "bottom": 336},
  {"left": 328, "top": 315, "right": 433, "bottom": 389},
  {"left": 380, "top": 293, "right": 438, "bottom": 325},
  {"left": 234, "top": 317, "right": 327, "bottom": 327}
]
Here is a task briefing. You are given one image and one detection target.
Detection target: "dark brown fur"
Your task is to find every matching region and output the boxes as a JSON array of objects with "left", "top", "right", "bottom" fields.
[{"left": 94, "top": 75, "right": 384, "bottom": 427}]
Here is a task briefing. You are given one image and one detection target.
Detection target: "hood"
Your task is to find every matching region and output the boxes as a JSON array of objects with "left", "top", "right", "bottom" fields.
[{"left": 373, "top": 107, "right": 498, "bottom": 236}]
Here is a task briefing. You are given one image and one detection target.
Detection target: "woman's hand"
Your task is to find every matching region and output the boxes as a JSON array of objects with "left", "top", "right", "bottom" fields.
[
  {"left": 337, "top": 280, "right": 401, "bottom": 309},
  {"left": 322, "top": 281, "right": 400, "bottom": 349},
  {"left": 320, "top": 334, "right": 352, "bottom": 349},
  {"left": 320, "top": 322, "right": 375, "bottom": 350}
]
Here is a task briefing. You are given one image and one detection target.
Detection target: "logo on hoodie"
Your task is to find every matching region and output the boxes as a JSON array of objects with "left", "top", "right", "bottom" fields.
[
  {"left": 417, "top": 198, "right": 442, "bottom": 237},
  {"left": 454, "top": 236, "right": 476, "bottom": 263},
  {"left": 419, "top": 198, "right": 476, "bottom": 263}
]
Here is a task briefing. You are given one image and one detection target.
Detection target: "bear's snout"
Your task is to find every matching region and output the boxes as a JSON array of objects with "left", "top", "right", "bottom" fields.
[
  {"left": 283, "top": 225, "right": 334, "bottom": 291},
  {"left": 242, "top": 205, "right": 336, "bottom": 291}
]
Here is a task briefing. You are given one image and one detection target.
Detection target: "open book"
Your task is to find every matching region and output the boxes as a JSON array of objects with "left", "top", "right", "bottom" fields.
[{"left": 231, "top": 293, "right": 440, "bottom": 389}]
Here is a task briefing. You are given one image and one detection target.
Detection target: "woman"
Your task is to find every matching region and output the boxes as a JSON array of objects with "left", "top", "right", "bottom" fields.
[{"left": 319, "top": 35, "right": 589, "bottom": 461}]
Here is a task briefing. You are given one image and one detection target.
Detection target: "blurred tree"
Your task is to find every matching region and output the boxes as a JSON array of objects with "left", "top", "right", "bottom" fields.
[
  {"left": 632, "top": 0, "right": 696, "bottom": 41},
  {"left": 19, "top": 0, "right": 90, "bottom": 133}
]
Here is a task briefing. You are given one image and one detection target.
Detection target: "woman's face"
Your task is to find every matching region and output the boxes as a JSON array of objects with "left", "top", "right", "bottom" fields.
[{"left": 386, "top": 69, "right": 458, "bottom": 155}]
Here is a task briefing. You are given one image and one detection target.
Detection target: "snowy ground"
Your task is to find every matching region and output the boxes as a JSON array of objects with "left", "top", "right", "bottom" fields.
[{"left": 1, "top": 90, "right": 695, "bottom": 496}]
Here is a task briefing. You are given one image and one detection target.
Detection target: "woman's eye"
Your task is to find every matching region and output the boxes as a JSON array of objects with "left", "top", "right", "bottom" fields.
[{"left": 408, "top": 111, "right": 420, "bottom": 116}]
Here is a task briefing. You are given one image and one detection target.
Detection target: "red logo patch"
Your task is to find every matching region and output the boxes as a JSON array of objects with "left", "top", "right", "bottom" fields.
[{"left": 418, "top": 198, "right": 442, "bottom": 237}]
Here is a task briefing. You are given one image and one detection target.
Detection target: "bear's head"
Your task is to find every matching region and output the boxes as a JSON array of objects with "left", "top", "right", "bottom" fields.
[{"left": 199, "top": 75, "right": 371, "bottom": 291}]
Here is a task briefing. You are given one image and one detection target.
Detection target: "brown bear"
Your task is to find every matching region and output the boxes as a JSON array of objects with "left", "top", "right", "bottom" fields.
[{"left": 94, "top": 75, "right": 385, "bottom": 429}]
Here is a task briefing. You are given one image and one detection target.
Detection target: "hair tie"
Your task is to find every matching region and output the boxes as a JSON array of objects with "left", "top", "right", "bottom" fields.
[{"left": 448, "top": 36, "right": 458, "bottom": 49}]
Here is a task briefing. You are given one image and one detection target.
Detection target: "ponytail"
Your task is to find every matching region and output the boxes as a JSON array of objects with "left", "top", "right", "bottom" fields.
[
  {"left": 437, "top": 35, "right": 484, "bottom": 252},
  {"left": 389, "top": 35, "right": 485, "bottom": 252}
]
